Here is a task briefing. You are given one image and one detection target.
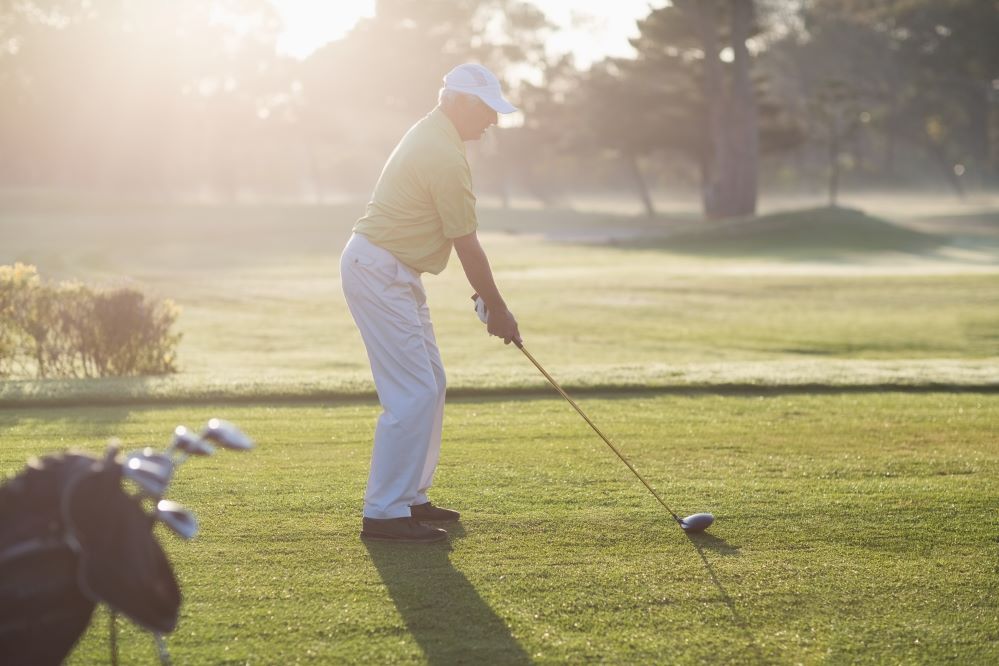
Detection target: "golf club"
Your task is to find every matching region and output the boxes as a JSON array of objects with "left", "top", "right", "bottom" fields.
[
  {"left": 170, "top": 426, "right": 216, "bottom": 459},
  {"left": 154, "top": 500, "right": 198, "bottom": 540},
  {"left": 472, "top": 295, "right": 714, "bottom": 533},
  {"left": 200, "top": 419, "right": 254, "bottom": 451},
  {"left": 122, "top": 450, "right": 174, "bottom": 499},
  {"left": 123, "top": 419, "right": 252, "bottom": 504},
  {"left": 166, "top": 419, "right": 252, "bottom": 466}
]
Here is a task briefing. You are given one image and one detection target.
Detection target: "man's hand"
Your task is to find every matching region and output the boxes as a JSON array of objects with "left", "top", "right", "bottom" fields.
[
  {"left": 487, "top": 305, "right": 521, "bottom": 346},
  {"left": 471, "top": 294, "right": 521, "bottom": 345}
]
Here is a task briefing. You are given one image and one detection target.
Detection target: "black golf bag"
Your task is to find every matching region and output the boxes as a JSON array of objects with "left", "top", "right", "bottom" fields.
[{"left": 0, "top": 448, "right": 181, "bottom": 665}]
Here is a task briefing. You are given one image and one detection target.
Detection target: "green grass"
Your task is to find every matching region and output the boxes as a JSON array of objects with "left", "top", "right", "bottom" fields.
[
  {"left": 1, "top": 201, "right": 997, "bottom": 403},
  {"left": 644, "top": 207, "right": 945, "bottom": 256},
  {"left": 1, "top": 199, "right": 997, "bottom": 662},
  {"left": 1, "top": 393, "right": 996, "bottom": 664}
]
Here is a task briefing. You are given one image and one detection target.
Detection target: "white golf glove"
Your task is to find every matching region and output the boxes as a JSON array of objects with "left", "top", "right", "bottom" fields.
[{"left": 471, "top": 293, "right": 489, "bottom": 324}]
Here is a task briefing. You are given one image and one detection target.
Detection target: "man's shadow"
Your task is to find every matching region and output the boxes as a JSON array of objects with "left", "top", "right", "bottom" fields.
[
  {"left": 685, "top": 531, "right": 769, "bottom": 662},
  {"left": 363, "top": 524, "right": 532, "bottom": 665}
]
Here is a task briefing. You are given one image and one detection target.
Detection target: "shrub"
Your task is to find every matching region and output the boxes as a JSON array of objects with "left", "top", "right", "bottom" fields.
[
  {"left": 0, "top": 264, "right": 181, "bottom": 378},
  {"left": 0, "top": 263, "right": 42, "bottom": 377}
]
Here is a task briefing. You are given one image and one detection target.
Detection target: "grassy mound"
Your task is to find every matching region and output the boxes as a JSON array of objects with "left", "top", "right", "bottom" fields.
[{"left": 658, "top": 207, "right": 945, "bottom": 257}]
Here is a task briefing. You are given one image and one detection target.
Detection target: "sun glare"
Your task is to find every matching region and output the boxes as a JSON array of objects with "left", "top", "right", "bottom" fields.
[
  {"left": 270, "top": 0, "right": 374, "bottom": 60},
  {"left": 268, "top": 1, "right": 662, "bottom": 66}
]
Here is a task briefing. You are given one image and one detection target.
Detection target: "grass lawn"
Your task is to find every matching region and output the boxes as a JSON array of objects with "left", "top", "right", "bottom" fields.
[
  {"left": 1, "top": 197, "right": 997, "bottom": 662},
  {"left": 2, "top": 393, "right": 996, "bottom": 664},
  {"left": 1, "top": 200, "right": 998, "bottom": 403}
]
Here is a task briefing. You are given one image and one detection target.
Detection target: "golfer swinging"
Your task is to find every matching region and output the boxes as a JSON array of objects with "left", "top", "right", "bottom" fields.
[{"left": 341, "top": 64, "right": 521, "bottom": 543}]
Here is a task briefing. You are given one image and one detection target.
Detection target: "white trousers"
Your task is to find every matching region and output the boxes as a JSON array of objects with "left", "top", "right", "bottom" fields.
[{"left": 340, "top": 233, "right": 446, "bottom": 519}]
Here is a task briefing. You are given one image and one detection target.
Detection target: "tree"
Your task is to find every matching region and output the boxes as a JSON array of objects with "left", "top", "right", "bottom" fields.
[
  {"left": 811, "top": 0, "right": 999, "bottom": 191},
  {"left": 632, "top": 0, "right": 764, "bottom": 218},
  {"left": 588, "top": 0, "right": 796, "bottom": 218},
  {"left": 809, "top": 79, "right": 864, "bottom": 206},
  {"left": 0, "top": 0, "right": 295, "bottom": 199},
  {"left": 297, "top": 0, "right": 550, "bottom": 193},
  {"left": 554, "top": 60, "right": 692, "bottom": 217},
  {"left": 691, "top": 0, "right": 760, "bottom": 217}
]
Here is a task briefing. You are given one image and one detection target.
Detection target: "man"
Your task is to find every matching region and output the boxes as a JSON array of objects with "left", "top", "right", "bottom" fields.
[{"left": 340, "top": 63, "right": 521, "bottom": 543}]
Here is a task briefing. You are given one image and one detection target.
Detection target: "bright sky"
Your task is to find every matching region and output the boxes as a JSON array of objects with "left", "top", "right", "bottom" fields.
[{"left": 271, "top": 0, "right": 665, "bottom": 68}]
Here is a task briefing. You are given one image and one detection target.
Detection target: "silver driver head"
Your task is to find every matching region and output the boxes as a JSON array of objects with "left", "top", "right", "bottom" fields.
[
  {"left": 155, "top": 499, "right": 198, "bottom": 539},
  {"left": 680, "top": 513, "right": 715, "bottom": 533},
  {"left": 200, "top": 418, "right": 253, "bottom": 451}
]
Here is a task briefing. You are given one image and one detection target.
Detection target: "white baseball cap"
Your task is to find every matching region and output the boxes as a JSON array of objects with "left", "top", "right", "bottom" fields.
[{"left": 443, "top": 63, "right": 517, "bottom": 114}]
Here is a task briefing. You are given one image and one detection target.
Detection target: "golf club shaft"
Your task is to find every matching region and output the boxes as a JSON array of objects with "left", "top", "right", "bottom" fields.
[{"left": 515, "top": 341, "right": 683, "bottom": 525}]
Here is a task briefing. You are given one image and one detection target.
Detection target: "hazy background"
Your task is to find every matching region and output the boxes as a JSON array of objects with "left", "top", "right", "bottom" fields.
[
  {"left": 1, "top": 0, "right": 997, "bottom": 395},
  {"left": 2, "top": 0, "right": 997, "bottom": 212}
]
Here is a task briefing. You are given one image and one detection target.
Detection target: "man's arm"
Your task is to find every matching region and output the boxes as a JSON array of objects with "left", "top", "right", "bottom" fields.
[{"left": 453, "top": 231, "right": 521, "bottom": 345}]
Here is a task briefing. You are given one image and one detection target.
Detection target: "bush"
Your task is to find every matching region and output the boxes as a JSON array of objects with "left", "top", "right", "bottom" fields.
[{"left": 0, "top": 264, "right": 181, "bottom": 378}]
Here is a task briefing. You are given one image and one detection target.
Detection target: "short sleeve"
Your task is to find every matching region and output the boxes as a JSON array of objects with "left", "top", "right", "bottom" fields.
[{"left": 429, "top": 154, "right": 478, "bottom": 239}]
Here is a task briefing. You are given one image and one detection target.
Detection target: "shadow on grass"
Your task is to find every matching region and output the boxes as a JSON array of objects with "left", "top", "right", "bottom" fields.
[
  {"left": 685, "top": 531, "right": 768, "bottom": 661},
  {"left": 0, "top": 404, "right": 140, "bottom": 480},
  {"left": 0, "top": 376, "right": 156, "bottom": 408},
  {"left": 363, "top": 523, "right": 531, "bottom": 666},
  {"left": 687, "top": 531, "right": 741, "bottom": 556}
]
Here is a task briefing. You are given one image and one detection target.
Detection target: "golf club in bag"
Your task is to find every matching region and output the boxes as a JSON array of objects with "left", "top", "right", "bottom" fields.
[
  {"left": 0, "top": 419, "right": 253, "bottom": 666},
  {"left": 473, "top": 295, "right": 714, "bottom": 533}
]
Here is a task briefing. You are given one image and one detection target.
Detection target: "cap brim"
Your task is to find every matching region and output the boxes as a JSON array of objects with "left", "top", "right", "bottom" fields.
[{"left": 479, "top": 94, "right": 517, "bottom": 114}]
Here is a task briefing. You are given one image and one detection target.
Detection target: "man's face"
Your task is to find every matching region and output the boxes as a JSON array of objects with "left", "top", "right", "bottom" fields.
[{"left": 455, "top": 95, "right": 498, "bottom": 141}]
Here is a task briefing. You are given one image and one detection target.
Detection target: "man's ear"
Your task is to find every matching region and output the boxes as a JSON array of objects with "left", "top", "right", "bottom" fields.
[{"left": 458, "top": 94, "right": 478, "bottom": 113}]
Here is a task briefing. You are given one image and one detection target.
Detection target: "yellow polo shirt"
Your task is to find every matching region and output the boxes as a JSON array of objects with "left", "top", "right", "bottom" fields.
[{"left": 353, "top": 108, "right": 477, "bottom": 274}]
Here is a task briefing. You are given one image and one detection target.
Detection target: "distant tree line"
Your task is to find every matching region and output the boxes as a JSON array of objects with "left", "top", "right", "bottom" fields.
[{"left": 0, "top": 0, "right": 996, "bottom": 217}]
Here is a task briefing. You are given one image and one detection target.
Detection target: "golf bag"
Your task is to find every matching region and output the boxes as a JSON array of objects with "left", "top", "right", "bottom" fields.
[{"left": 0, "top": 447, "right": 181, "bottom": 666}]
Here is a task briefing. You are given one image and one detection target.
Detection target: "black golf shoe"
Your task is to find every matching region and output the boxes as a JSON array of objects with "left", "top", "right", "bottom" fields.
[
  {"left": 409, "top": 501, "right": 461, "bottom": 523},
  {"left": 360, "top": 517, "right": 448, "bottom": 543}
]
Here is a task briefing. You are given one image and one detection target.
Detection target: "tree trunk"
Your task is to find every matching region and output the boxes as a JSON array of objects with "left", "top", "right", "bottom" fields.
[
  {"left": 966, "top": 83, "right": 988, "bottom": 190},
  {"left": 972, "top": 82, "right": 995, "bottom": 189},
  {"left": 926, "top": 141, "right": 966, "bottom": 199},
  {"left": 728, "top": 0, "right": 758, "bottom": 216},
  {"left": 883, "top": 100, "right": 897, "bottom": 181},
  {"left": 828, "top": 123, "right": 840, "bottom": 207},
  {"left": 853, "top": 125, "right": 865, "bottom": 174},
  {"left": 624, "top": 151, "right": 655, "bottom": 218},
  {"left": 696, "top": 0, "right": 758, "bottom": 219},
  {"left": 695, "top": 0, "right": 727, "bottom": 219},
  {"left": 992, "top": 103, "right": 999, "bottom": 188}
]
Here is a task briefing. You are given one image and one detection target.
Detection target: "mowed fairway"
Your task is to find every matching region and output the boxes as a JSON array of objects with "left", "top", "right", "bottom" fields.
[
  {"left": 1, "top": 199, "right": 998, "bottom": 663},
  {"left": 1, "top": 394, "right": 996, "bottom": 664}
]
